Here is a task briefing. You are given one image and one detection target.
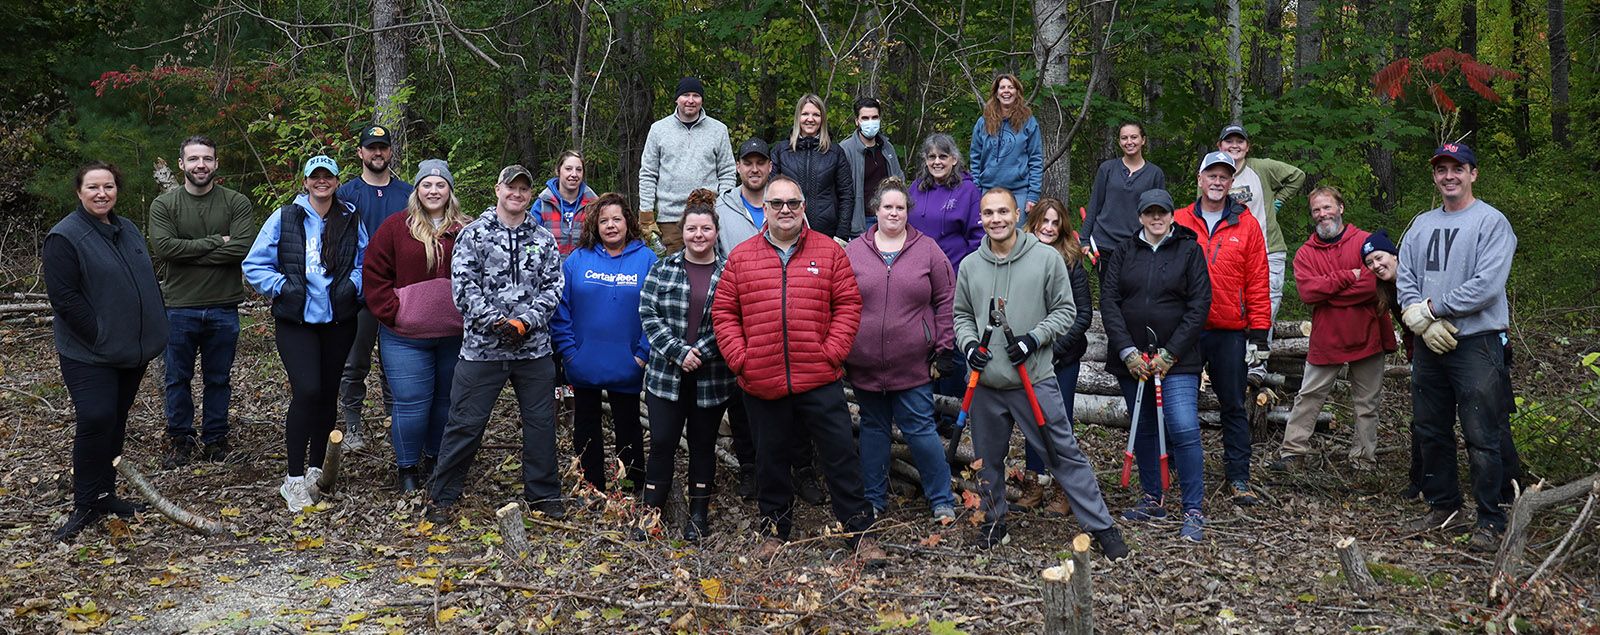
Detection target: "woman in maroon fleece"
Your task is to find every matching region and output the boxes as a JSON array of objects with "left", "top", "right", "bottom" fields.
[
  {"left": 363, "top": 159, "right": 471, "bottom": 492},
  {"left": 844, "top": 176, "right": 958, "bottom": 521}
]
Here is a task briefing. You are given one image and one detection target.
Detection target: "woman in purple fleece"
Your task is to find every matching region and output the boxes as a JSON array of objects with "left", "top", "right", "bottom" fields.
[
  {"left": 845, "top": 176, "right": 958, "bottom": 523},
  {"left": 908, "top": 133, "right": 983, "bottom": 272}
]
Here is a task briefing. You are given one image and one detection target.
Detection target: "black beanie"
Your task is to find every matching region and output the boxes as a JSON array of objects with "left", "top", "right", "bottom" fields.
[
  {"left": 676, "top": 76, "right": 705, "bottom": 99},
  {"left": 1362, "top": 229, "right": 1398, "bottom": 259}
]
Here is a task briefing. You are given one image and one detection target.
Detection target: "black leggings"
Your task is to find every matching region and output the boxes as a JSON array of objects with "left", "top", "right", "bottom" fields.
[
  {"left": 60, "top": 356, "right": 147, "bottom": 508},
  {"left": 275, "top": 318, "right": 357, "bottom": 476},
  {"left": 573, "top": 388, "right": 644, "bottom": 491},
  {"left": 644, "top": 376, "right": 727, "bottom": 497}
]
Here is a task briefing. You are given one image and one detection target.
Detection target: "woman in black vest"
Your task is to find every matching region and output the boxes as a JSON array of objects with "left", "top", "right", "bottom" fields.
[
  {"left": 243, "top": 155, "right": 366, "bottom": 513},
  {"left": 42, "top": 161, "right": 169, "bottom": 541}
]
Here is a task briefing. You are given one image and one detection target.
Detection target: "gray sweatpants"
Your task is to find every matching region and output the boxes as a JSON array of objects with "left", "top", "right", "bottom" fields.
[
  {"left": 970, "top": 378, "right": 1115, "bottom": 531},
  {"left": 428, "top": 356, "right": 559, "bottom": 506}
]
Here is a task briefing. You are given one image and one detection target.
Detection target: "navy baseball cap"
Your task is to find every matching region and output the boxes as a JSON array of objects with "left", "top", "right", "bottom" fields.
[{"left": 1430, "top": 142, "right": 1477, "bottom": 167}]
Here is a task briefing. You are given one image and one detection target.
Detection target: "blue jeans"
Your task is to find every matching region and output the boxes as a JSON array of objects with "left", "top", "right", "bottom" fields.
[
  {"left": 163, "top": 306, "right": 240, "bottom": 444},
  {"left": 856, "top": 383, "right": 955, "bottom": 511},
  {"left": 379, "top": 326, "right": 461, "bottom": 468},
  {"left": 1414, "top": 332, "right": 1511, "bottom": 529},
  {"left": 1200, "top": 329, "right": 1251, "bottom": 482},
  {"left": 1025, "top": 362, "right": 1081, "bottom": 473},
  {"left": 1120, "top": 373, "right": 1205, "bottom": 513}
]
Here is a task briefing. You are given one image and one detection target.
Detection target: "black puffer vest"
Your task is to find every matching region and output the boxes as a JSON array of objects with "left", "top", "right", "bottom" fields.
[{"left": 271, "top": 203, "right": 361, "bottom": 324}]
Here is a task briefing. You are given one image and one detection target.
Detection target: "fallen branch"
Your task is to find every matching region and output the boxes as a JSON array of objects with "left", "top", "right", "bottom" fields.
[
  {"left": 455, "top": 578, "right": 809, "bottom": 614},
  {"left": 1491, "top": 475, "right": 1600, "bottom": 610},
  {"left": 1491, "top": 472, "right": 1600, "bottom": 584},
  {"left": 112, "top": 456, "right": 224, "bottom": 535},
  {"left": 315, "top": 430, "right": 344, "bottom": 497}
]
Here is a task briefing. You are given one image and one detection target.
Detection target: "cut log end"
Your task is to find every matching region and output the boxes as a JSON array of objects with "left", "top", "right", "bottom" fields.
[
  {"left": 1041, "top": 561, "right": 1075, "bottom": 582},
  {"left": 1071, "top": 533, "right": 1092, "bottom": 554}
]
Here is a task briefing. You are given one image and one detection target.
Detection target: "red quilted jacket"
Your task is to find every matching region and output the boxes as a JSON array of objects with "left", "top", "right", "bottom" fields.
[
  {"left": 1174, "top": 198, "right": 1271, "bottom": 332},
  {"left": 712, "top": 228, "right": 863, "bottom": 400}
]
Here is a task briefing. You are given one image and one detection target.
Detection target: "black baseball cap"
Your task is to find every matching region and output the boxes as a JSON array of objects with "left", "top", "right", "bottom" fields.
[
  {"left": 359, "top": 125, "right": 394, "bottom": 148},
  {"left": 738, "top": 138, "right": 770, "bottom": 160},
  {"left": 1218, "top": 124, "right": 1249, "bottom": 142}
]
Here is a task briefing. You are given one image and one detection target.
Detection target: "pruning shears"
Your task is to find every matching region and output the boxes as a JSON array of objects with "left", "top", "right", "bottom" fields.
[
  {"left": 1079, "top": 206, "right": 1100, "bottom": 266},
  {"left": 994, "top": 306, "right": 1056, "bottom": 468},
  {"left": 1145, "top": 326, "right": 1171, "bottom": 491}
]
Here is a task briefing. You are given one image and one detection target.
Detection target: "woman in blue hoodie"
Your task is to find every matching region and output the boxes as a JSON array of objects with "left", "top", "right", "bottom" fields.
[
  {"left": 551, "top": 192, "right": 658, "bottom": 492},
  {"left": 969, "top": 74, "right": 1043, "bottom": 218},
  {"left": 243, "top": 155, "right": 367, "bottom": 513}
]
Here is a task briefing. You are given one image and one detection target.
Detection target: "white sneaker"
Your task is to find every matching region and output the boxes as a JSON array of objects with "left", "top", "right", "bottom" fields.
[
  {"left": 305, "top": 467, "right": 324, "bottom": 501},
  {"left": 343, "top": 430, "right": 367, "bottom": 452},
  {"left": 280, "top": 476, "right": 314, "bottom": 512}
]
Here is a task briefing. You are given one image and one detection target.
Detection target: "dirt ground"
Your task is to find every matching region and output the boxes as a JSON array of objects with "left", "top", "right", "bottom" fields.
[{"left": 0, "top": 304, "right": 1594, "bottom": 634}]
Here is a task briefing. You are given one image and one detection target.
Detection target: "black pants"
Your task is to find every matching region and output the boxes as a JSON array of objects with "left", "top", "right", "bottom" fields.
[
  {"left": 573, "top": 387, "right": 644, "bottom": 491},
  {"left": 1414, "top": 332, "right": 1514, "bottom": 529},
  {"left": 743, "top": 380, "right": 872, "bottom": 540},
  {"left": 726, "top": 385, "right": 818, "bottom": 477},
  {"left": 60, "top": 356, "right": 147, "bottom": 508},
  {"left": 1408, "top": 339, "right": 1523, "bottom": 501},
  {"left": 644, "top": 375, "right": 727, "bottom": 497},
  {"left": 274, "top": 318, "right": 358, "bottom": 477}
]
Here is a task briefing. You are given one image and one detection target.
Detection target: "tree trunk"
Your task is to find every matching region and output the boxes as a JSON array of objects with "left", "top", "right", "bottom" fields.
[
  {"left": 1459, "top": 0, "right": 1479, "bottom": 136},
  {"left": 1294, "top": 0, "right": 1321, "bottom": 89},
  {"left": 1260, "top": 0, "right": 1284, "bottom": 96},
  {"left": 1361, "top": 0, "right": 1399, "bottom": 221},
  {"left": 859, "top": 4, "right": 886, "bottom": 99},
  {"left": 505, "top": 20, "right": 539, "bottom": 165},
  {"left": 569, "top": 0, "right": 590, "bottom": 150},
  {"left": 615, "top": 6, "right": 656, "bottom": 203},
  {"left": 1226, "top": 0, "right": 1243, "bottom": 122},
  {"left": 1033, "top": 0, "right": 1073, "bottom": 199},
  {"left": 372, "top": 0, "right": 408, "bottom": 161},
  {"left": 1511, "top": 0, "right": 1531, "bottom": 155},
  {"left": 1087, "top": 0, "right": 1120, "bottom": 162},
  {"left": 1548, "top": 0, "right": 1570, "bottom": 145}
]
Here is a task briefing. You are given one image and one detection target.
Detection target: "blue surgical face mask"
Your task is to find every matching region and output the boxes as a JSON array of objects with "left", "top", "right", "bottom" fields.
[{"left": 859, "top": 120, "right": 882, "bottom": 139}]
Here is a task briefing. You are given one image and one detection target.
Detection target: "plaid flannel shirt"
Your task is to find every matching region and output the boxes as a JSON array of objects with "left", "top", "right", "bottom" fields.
[{"left": 639, "top": 252, "right": 736, "bottom": 407}]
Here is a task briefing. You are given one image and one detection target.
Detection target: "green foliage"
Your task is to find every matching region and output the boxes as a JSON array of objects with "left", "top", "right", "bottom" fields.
[
  {"left": 245, "top": 82, "right": 369, "bottom": 205},
  {"left": 1512, "top": 352, "right": 1600, "bottom": 484}
]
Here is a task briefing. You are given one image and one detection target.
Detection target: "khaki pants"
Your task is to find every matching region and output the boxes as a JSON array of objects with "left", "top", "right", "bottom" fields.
[{"left": 1280, "top": 351, "right": 1386, "bottom": 461}]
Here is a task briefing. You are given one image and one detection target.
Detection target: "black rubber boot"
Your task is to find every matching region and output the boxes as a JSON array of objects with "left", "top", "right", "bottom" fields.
[
  {"left": 90, "top": 494, "right": 146, "bottom": 519},
  {"left": 734, "top": 466, "right": 758, "bottom": 500},
  {"left": 684, "top": 483, "right": 712, "bottom": 542},
  {"left": 52, "top": 507, "right": 104, "bottom": 543},
  {"left": 396, "top": 465, "right": 421, "bottom": 493},
  {"left": 163, "top": 436, "right": 197, "bottom": 469}
]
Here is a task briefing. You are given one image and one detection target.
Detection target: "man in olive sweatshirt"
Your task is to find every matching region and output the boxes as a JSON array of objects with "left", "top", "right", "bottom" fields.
[
  {"left": 954, "top": 187, "right": 1127, "bottom": 559},
  {"left": 1218, "top": 124, "right": 1306, "bottom": 381},
  {"left": 148, "top": 135, "right": 258, "bottom": 466},
  {"left": 1396, "top": 142, "right": 1518, "bottom": 552}
]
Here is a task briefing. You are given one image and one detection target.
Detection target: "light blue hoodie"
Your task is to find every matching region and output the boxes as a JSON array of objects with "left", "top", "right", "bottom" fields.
[
  {"left": 969, "top": 115, "right": 1043, "bottom": 206},
  {"left": 243, "top": 193, "right": 368, "bottom": 324},
  {"left": 550, "top": 239, "right": 658, "bottom": 392}
]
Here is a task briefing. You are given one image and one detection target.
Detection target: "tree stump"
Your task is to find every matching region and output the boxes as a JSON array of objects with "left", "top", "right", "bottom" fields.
[
  {"left": 316, "top": 430, "right": 344, "bottom": 497},
  {"left": 1334, "top": 536, "right": 1379, "bottom": 597},
  {"left": 1069, "top": 534, "right": 1095, "bottom": 633},
  {"left": 496, "top": 502, "right": 531, "bottom": 560},
  {"left": 1040, "top": 560, "right": 1090, "bottom": 635},
  {"left": 112, "top": 456, "right": 224, "bottom": 535}
]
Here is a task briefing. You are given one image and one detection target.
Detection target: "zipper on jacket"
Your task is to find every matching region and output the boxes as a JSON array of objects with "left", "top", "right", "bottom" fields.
[
  {"left": 880, "top": 260, "right": 893, "bottom": 365},
  {"left": 781, "top": 256, "right": 794, "bottom": 394}
]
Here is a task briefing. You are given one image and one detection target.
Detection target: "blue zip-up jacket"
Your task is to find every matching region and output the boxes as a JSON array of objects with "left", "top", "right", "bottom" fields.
[
  {"left": 243, "top": 193, "right": 367, "bottom": 324},
  {"left": 969, "top": 115, "right": 1043, "bottom": 206},
  {"left": 551, "top": 239, "right": 658, "bottom": 392}
]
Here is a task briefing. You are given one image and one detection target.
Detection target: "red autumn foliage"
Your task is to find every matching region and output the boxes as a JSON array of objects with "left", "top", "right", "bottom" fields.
[{"left": 1371, "top": 48, "right": 1520, "bottom": 113}]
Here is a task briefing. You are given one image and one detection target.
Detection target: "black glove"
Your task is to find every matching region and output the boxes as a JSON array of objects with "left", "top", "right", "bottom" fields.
[
  {"left": 1004, "top": 334, "right": 1038, "bottom": 363},
  {"left": 495, "top": 318, "right": 529, "bottom": 348},
  {"left": 1247, "top": 329, "right": 1269, "bottom": 350},
  {"left": 964, "top": 342, "right": 992, "bottom": 372},
  {"left": 933, "top": 349, "right": 956, "bottom": 377}
]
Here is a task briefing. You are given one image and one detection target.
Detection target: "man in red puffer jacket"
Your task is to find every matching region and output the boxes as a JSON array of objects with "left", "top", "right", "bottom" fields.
[
  {"left": 1174, "top": 150, "right": 1271, "bottom": 506},
  {"left": 712, "top": 175, "right": 884, "bottom": 563}
]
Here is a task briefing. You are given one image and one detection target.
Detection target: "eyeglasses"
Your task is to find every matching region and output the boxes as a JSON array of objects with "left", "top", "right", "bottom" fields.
[
  {"left": 926, "top": 153, "right": 953, "bottom": 161},
  {"left": 765, "top": 199, "right": 804, "bottom": 210}
]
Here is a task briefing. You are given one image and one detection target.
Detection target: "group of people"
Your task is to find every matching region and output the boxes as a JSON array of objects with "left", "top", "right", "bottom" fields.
[{"left": 42, "top": 73, "right": 1518, "bottom": 559}]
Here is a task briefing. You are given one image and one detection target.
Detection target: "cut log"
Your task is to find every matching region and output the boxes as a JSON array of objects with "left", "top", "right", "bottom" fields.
[
  {"left": 1491, "top": 473, "right": 1600, "bottom": 584},
  {"left": 1069, "top": 393, "right": 1329, "bottom": 429},
  {"left": 112, "top": 456, "right": 224, "bottom": 535},
  {"left": 1275, "top": 320, "right": 1314, "bottom": 339},
  {"left": 315, "top": 430, "right": 344, "bottom": 497},
  {"left": 496, "top": 502, "right": 531, "bottom": 560},
  {"left": 1069, "top": 534, "right": 1095, "bottom": 633},
  {"left": 1040, "top": 560, "right": 1089, "bottom": 635},
  {"left": 1269, "top": 337, "right": 1310, "bottom": 357},
  {"left": 0, "top": 302, "right": 51, "bottom": 315},
  {"left": 1334, "top": 536, "right": 1379, "bottom": 597}
]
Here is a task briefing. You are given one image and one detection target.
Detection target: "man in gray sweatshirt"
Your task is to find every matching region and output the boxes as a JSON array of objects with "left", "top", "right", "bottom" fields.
[
  {"left": 639, "top": 76, "right": 737, "bottom": 253},
  {"left": 1396, "top": 142, "right": 1518, "bottom": 552}
]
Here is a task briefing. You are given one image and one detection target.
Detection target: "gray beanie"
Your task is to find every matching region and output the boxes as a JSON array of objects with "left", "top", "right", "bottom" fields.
[{"left": 413, "top": 159, "right": 454, "bottom": 188}]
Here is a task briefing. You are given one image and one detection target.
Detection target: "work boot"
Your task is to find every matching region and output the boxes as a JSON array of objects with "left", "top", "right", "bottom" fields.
[
  {"left": 1228, "top": 480, "right": 1260, "bottom": 506},
  {"left": 1406, "top": 507, "right": 1468, "bottom": 533},
  {"left": 734, "top": 466, "right": 758, "bottom": 500},
  {"left": 1267, "top": 454, "right": 1307, "bottom": 473},
  {"left": 1014, "top": 471, "right": 1046, "bottom": 510},
  {"left": 52, "top": 507, "right": 104, "bottom": 543},
  {"left": 343, "top": 420, "right": 367, "bottom": 452},
  {"left": 1042, "top": 488, "right": 1070, "bottom": 518},
  {"left": 1398, "top": 483, "right": 1423, "bottom": 502},
  {"left": 199, "top": 438, "right": 231, "bottom": 463},
  {"left": 528, "top": 498, "right": 568, "bottom": 521},
  {"left": 794, "top": 466, "right": 826, "bottom": 506},
  {"left": 684, "top": 483, "right": 712, "bottom": 542},
  {"left": 1092, "top": 527, "right": 1130, "bottom": 561},
  {"left": 163, "top": 436, "right": 197, "bottom": 469},
  {"left": 424, "top": 503, "right": 452, "bottom": 525},
  {"left": 1468, "top": 526, "right": 1504, "bottom": 552},
  {"left": 396, "top": 465, "right": 421, "bottom": 493}
]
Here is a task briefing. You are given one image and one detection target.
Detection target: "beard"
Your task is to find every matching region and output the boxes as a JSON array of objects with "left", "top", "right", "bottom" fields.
[
  {"left": 185, "top": 169, "right": 214, "bottom": 188},
  {"left": 1315, "top": 218, "right": 1344, "bottom": 240},
  {"left": 363, "top": 156, "right": 389, "bottom": 173}
]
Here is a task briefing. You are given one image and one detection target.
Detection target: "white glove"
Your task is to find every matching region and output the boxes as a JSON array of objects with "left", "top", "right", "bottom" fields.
[
  {"left": 1421, "top": 319, "right": 1460, "bottom": 354},
  {"left": 1401, "top": 302, "right": 1436, "bottom": 335},
  {"left": 1244, "top": 342, "right": 1271, "bottom": 364}
]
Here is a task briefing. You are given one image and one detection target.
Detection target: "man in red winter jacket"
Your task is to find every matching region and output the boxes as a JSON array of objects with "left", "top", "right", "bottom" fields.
[
  {"left": 712, "top": 175, "right": 885, "bottom": 563},
  {"left": 1173, "top": 151, "right": 1271, "bottom": 506},
  {"left": 1269, "top": 187, "right": 1397, "bottom": 472}
]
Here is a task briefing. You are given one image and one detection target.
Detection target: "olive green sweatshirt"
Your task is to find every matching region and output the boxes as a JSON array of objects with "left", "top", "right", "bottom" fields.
[{"left": 147, "top": 185, "right": 258, "bottom": 307}]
